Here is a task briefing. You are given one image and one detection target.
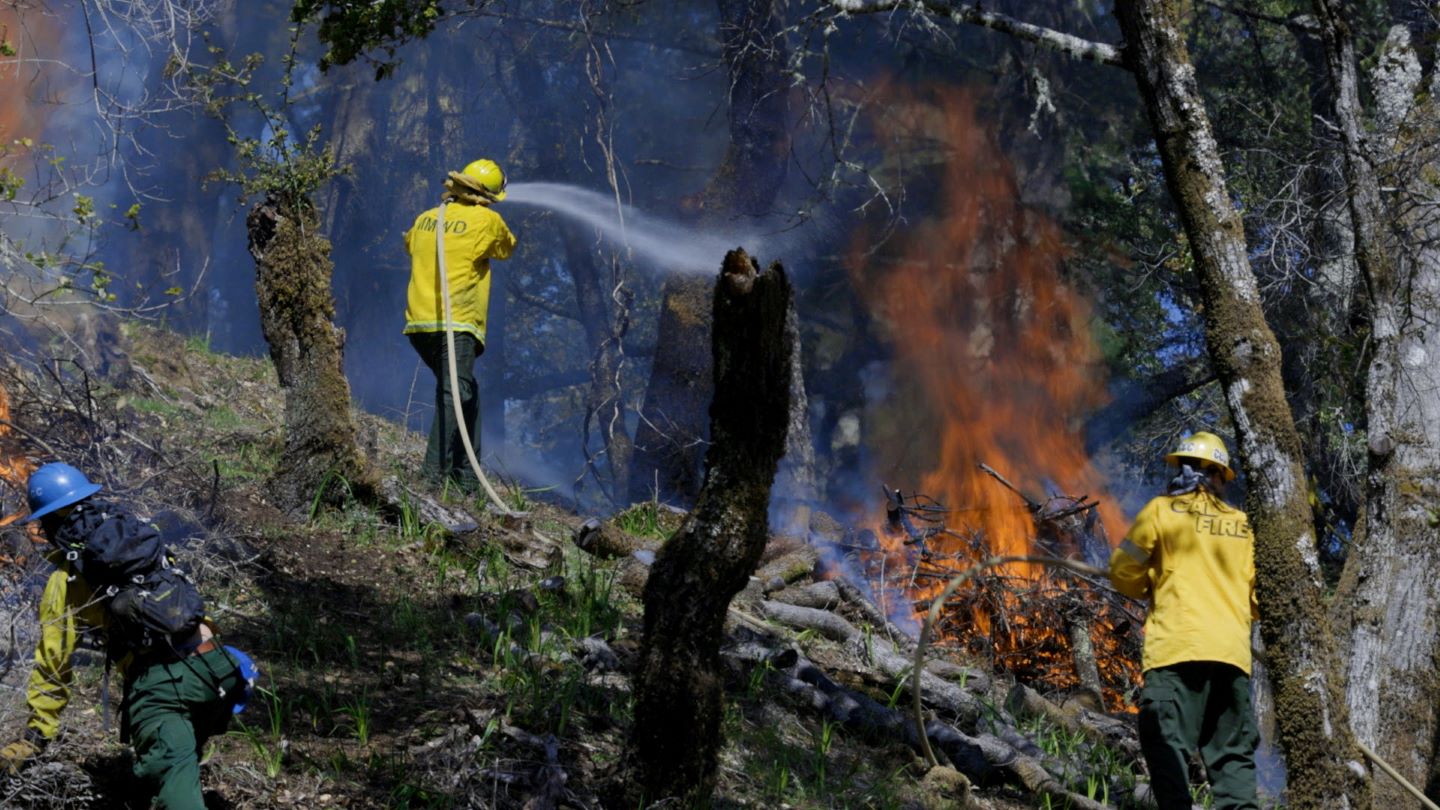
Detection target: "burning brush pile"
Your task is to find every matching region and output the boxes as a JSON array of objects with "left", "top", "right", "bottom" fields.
[
  {"left": 824, "top": 88, "right": 1148, "bottom": 714},
  {"left": 820, "top": 469, "right": 1144, "bottom": 712}
]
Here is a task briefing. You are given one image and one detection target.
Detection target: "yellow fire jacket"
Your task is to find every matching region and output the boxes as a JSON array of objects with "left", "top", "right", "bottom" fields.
[
  {"left": 1109, "top": 490, "right": 1259, "bottom": 675},
  {"left": 403, "top": 201, "right": 516, "bottom": 345},
  {"left": 24, "top": 555, "right": 121, "bottom": 740}
]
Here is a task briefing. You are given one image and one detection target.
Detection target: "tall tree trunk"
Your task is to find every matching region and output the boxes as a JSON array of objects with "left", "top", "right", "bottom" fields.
[
  {"left": 627, "top": 248, "right": 793, "bottom": 804},
  {"left": 1111, "top": 2, "right": 1368, "bottom": 806},
  {"left": 1316, "top": 15, "right": 1440, "bottom": 802},
  {"left": 629, "top": 0, "right": 792, "bottom": 504},
  {"left": 247, "top": 198, "right": 376, "bottom": 513}
]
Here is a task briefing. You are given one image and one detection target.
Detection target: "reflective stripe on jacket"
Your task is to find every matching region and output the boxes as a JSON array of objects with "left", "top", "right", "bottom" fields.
[
  {"left": 402, "top": 201, "right": 516, "bottom": 343},
  {"left": 1109, "top": 490, "right": 1259, "bottom": 675}
]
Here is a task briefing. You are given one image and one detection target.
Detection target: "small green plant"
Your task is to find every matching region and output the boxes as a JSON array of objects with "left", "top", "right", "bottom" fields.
[
  {"left": 184, "top": 331, "right": 212, "bottom": 354},
  {"left": 233, "top": 686, "right": 286, "bottom": 779},
  {"left": 814, "top": 719, "right": 838, "bottom": 786},
  {"left": 342, "top": 690, "right": 372, "bottom": 746},
  {"left": 612, "top": 500, "right": 671, "bottom": 539},
  {"left": 308, "top": 468, "right": 354, "bottom": 520}
]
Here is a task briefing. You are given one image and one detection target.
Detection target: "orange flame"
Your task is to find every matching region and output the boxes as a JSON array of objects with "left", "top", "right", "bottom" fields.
[
  {"left": 0, "top": 383, "right": 39, "bottom": 542},
  {"left": 848, "top": 86, "right": 1140, "bottom": 707},
  {"left": 856, "top": 87, "right": 1123, "bottom": 552},
  {"left": 0, "top": 7, "right": 57, "bottom": 140}
]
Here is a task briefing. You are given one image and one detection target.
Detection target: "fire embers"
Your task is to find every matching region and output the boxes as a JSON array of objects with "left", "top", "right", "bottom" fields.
[{"left": 823, "top": 483, "right": 1144, "bottom": 712}]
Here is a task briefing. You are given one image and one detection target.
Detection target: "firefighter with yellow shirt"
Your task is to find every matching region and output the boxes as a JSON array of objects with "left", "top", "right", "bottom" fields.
[
  {"left": 1110, "top": 432, "right": 1260, "bottom": 810},
  {"left": 403, "top": 158, "right": 516, "bottom": 485}
]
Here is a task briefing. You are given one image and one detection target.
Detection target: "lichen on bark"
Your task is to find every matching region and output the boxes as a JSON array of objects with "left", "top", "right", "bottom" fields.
[{"left": 247, "top": 197, "right": 377, "bottom": 513}]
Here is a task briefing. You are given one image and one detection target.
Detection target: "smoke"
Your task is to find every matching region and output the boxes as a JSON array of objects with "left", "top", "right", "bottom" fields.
[{"left": 505, "top": 182, "right": 774, "bottom": 274}]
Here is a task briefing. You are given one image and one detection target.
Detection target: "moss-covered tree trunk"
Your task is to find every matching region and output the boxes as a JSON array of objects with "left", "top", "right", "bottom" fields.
[
  {"left": 247, "top": 197, "right": 376, "bottom": 513},
  {"left": 1112, "top": 2, "right": 1368, "bottom": 806},
  {"left": 628, "top": 0, "right": 792, "bottom": 504},
  {"left": 1313, "top": 14, "right": 1440, "bottom": 803},
  {"left": 627, "top": 248, "right": 793, "bottom": 804}
]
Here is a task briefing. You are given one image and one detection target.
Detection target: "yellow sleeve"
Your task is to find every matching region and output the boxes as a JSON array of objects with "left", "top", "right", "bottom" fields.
[
  {"left": 484, "top": 215, "right": 516, "bottom": 261},
  {"left": 1110, "top": 499, "right": 1160, "bottom": 600},
  {"left": 24, "top": 569, "right": 84, "bottom": 740}
]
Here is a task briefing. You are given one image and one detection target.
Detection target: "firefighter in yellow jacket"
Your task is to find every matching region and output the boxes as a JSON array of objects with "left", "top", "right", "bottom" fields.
[
  {"left": 403, "top": 158, "right": 516, "bottom": 485},
  {"left": 1111, "top": 432, "right": 1259, "bottom": 810}
]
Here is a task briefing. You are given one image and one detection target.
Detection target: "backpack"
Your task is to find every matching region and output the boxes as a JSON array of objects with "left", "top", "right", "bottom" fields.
[{"left": 53, "top": 501, "right": 206, "bottom": 654}]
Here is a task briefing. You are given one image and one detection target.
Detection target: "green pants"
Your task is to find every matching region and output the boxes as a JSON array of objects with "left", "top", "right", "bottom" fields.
[
  {"left": 409, "top": 331, "right": 483, "bottom": 483},
  {"left": 124, "top": 648, "right": 241, "bottom": 810},
  {"left": 1138, "top": 661, "right": 1259, "bottom": 810}
]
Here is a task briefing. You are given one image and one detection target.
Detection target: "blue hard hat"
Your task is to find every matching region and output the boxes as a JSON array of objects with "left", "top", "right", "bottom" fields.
[
  {"left": 223, "top": 645, "right": 259, "bottom": 715},
  {"left": 25, "top": 463, "right": 102, "bottom": 522}
]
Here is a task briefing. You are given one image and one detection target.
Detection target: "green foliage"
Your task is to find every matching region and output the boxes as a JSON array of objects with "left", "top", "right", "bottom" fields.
[
  {"left": 291, "top": 0, "right": 450, "bottom": 78},
  {"left": 232, "top": 687, "right": 288, "bottom": 779},
  {"left": 187, "top": 38, "right": 345, "bottom": 214},
  {"left": 611, "top": 500, "right": 678, "bottom": 540}
]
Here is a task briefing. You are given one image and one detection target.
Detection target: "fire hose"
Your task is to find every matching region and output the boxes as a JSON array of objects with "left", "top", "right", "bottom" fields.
[
  {"left": 433, "top": 199, "right": 516, "bottom": 517},
  {"left": 909, "top": 557, "right": 1434, "bottom": 808}
]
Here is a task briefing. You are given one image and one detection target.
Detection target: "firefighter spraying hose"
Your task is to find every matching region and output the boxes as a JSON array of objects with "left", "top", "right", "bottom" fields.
[
  {"left": 402, "top": 159, "right": 517, "bottom": 513},
  {"left": 436, "top": 193, "right": 512, "bottom": 516}
]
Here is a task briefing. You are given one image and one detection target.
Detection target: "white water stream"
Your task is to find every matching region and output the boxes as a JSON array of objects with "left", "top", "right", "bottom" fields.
[{"left": 504, "top": 182, "right": 770, "bottom": 273}]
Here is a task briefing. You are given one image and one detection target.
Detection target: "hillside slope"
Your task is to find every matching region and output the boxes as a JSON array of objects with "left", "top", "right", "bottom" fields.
[{"left": 0, "top": 324, "right": 1139, "bottom": 809}]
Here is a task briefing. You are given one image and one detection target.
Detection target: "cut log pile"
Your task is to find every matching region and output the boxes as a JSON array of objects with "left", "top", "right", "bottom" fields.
[{"left": 572, "top": 489, "right": 1152, "bottom": 808}]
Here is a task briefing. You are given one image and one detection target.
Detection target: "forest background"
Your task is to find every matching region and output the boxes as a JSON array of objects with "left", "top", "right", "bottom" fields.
[{"left": 3, "top": 0, "right": 1439, "bottom": 807}]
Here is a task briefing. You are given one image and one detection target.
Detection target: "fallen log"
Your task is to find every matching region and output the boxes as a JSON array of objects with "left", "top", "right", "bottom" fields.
[
  {"left": 770, "top": 579, "right": 841, "bottom": 610},
  {"left": 728, "top": 636, "right": 1113, "bottom": 809},
  {"left": 760, "top": 600, "right": 986, "bottom": 722},
  {"left": 1005, "top": 683, "right": 1140, "bottom": 759},
  {"left": 378, "top": 476, "right": 477, "bottom": 534},
  {"left": 573, "top": 517, "right": 653, "bottom": 559},
  {"left": 833, "top": 575, "right": 918, "bottom": 653}
]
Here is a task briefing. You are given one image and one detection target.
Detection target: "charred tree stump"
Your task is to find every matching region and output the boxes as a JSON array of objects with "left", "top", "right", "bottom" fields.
[
  {"left": 247, "top": 197, "right": 377, "bottom": 513},
  {"left": 627, "top": 249, "right": 793, "bottom": 804}
]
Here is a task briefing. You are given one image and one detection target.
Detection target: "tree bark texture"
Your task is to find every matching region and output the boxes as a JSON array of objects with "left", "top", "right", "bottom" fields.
[
  {"left": 629, "top": 0, "right": 792, "bottom": 505},
  {"left": 247, "top": 199, "right": 376, "bottom": 513},
  {"left": 1314, "top": 14, "right": 1440, "bottom": 803},
  {"left": 629, "top": 248, "right": 793, "bottom": 804},
  {"left": 1111, "top": 2, "right": 1367, "bottom": 806}
]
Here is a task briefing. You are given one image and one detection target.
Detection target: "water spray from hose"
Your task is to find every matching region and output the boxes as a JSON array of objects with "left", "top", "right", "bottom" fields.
[{"left": 505, "top": 182, "right": 769, "bottom": 272}]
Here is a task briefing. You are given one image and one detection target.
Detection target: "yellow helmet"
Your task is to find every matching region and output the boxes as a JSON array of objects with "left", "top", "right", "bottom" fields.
[
  {"left": 461, "top": 158, "right": 507, "bottom": 201},
  {"left": 1165, "top": 431, "right": 1235, "bottom": 481}
]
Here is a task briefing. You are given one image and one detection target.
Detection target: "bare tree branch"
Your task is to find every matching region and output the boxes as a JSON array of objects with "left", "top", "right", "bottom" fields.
[
  {"left": 827, "top": 0, "right": 1126, "bottom": 67},
  {"left": 1198, "top": 0, "right": 1321, "bottom": 35}
]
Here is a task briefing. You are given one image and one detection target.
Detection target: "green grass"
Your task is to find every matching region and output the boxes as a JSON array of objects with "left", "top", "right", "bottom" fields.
[
  {"left": 128, "top": 396, "right": 185, "bottom": 419},
  {"left": 611, "top": 500, "right": 677, "bottom": 540}
]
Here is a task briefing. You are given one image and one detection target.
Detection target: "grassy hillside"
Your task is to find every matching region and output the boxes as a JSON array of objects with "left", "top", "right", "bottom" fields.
[{"left": 0, "top": 324, "right": 1138, "bottom": 809}]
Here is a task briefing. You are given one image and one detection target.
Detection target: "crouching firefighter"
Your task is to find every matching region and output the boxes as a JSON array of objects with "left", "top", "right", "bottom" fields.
[{"left": 0, "top": 462, "right": 260, "bottom": 809}]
